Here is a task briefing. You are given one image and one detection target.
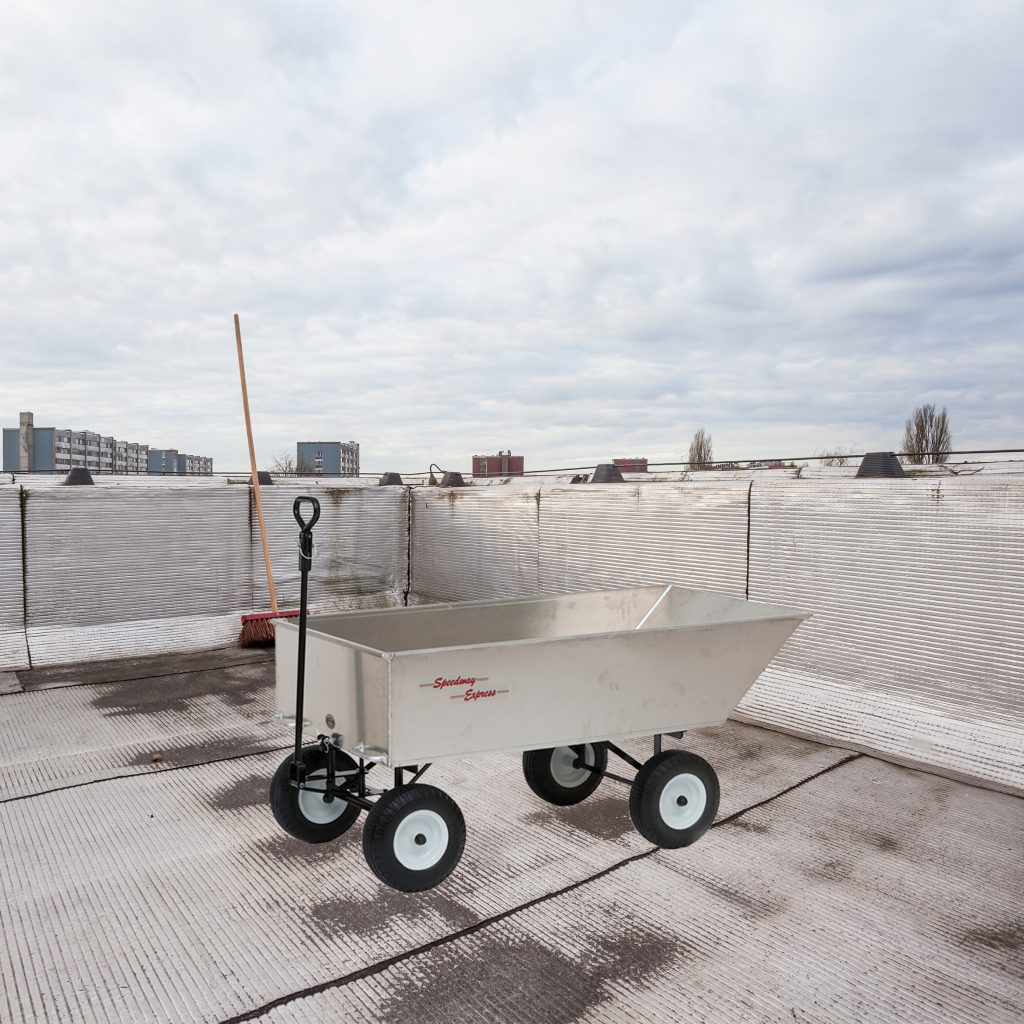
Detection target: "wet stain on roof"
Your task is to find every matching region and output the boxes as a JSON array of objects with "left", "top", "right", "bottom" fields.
[
  {"left": 93, "top": 663, "right": 270, "bottom": 717},
  {"left": 378, "top": 920, "right": 682, "bottom": 1024},
  {"left": 309, "top": 887, "right": 480, "bottom": 941},
  {"left": 525, "top": 793, "right": 635, "bottom": 843},
  {"left": 206, "top": 769, "right": 274, "bottom": 812}
]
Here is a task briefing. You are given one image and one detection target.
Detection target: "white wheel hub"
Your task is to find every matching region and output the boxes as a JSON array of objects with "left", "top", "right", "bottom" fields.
[
  {"left": 659, "top": 772, "right": 707, "bottom": 830},
  {"left": 393, "top": 809, "right": 449, "bottom": 870},
  {"left": 549, "top": 745, "right": 595, "bottom": 789},
  {"left": 298, "top": 769, "right": 349, "bottom": 824}
]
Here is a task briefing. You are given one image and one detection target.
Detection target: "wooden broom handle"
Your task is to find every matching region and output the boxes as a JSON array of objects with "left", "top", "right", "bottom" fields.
[{"left": 234, "top": 314, "right": 278, "bottom": 613}]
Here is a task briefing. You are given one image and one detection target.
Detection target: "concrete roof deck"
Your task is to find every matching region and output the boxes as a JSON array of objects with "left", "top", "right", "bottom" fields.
[{"left": 0, "top": 649, "right": 1021, "bottom": 1023}]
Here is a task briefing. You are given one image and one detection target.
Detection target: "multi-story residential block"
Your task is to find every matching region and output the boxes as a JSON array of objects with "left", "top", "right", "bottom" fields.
[
  {"left": 177, "top": 453, "right": 213, "bottom": 475},
  {"left": 114, "top": 440, "right": 149, "bottom": 474},
  {"left": 296, "top": 441, "right": 360, "bottom": 476},
  {"left": 613, "top": 457, "right": 648, "bottom": 473},
  {"left": 148, "top": 449, "right": 179, "bottom": 474},
  {"left": 2, "top": 412, "right": 211, "bottom": 475},
  {"left": 472, "top": 451, "right": 525, "bottom": 477}
]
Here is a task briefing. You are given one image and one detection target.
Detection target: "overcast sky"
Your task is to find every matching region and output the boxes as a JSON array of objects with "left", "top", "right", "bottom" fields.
[{"left": 2, "top": 1, "right": 1022, "bottom": 473}]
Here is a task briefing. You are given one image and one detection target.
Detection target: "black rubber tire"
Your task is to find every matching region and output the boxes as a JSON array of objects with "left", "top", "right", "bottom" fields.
[
  {"left": 629, "top": 750, "right": 720, "bottom": 848},
  {"left": 269, "top": 745, "right": 362, "bottom": 843},
  {"left": 522, "top": 743, "right": 608, "bottom": 806},
  {"left": 362, "top": 784, "right": 466, "bottom": 893}
]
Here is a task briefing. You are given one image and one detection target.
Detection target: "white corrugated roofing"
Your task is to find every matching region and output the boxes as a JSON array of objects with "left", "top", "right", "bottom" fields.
[{"left": 0, "top": 651, "right": 1019, "bottom": 1023}]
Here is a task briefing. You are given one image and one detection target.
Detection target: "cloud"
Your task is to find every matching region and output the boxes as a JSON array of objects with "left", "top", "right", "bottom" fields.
[{"left": 1, "top": 0, "right": 1022, "bottom": 472}]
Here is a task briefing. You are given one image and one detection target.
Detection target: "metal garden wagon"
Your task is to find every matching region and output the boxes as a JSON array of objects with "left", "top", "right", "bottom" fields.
[{"left": 269, "top": 497, "right": 808, "bottom": 891}]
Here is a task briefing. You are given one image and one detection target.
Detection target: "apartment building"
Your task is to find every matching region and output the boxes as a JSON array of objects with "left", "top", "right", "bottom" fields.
[
  {"left": 3, "top": 412, "right": 211, "bottom": 475},
  {"left": 296, "top": 441, "right": 360, "bottom": 476},
  {"left": 472, "top": 451, "right": 525, "bottom": 477}
]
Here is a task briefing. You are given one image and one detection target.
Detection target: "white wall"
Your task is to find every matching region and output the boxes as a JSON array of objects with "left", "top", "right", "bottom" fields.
[{"left": 0, "top": 481, "right": 409, "bottom": 668}]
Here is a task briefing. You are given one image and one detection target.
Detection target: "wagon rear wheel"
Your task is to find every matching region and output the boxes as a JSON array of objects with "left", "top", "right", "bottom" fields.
[
  {"left": 269, "top": 745, "right": 361, "bottom": 843},
  {"left": 522, "top": 743, "right": 607, "bottom": 806},
  {"left": 362, "top": 784, "right": 466, "bottom": 892},
  {"left": 629, "top": 750, "right": 719, "bottom": 848}
]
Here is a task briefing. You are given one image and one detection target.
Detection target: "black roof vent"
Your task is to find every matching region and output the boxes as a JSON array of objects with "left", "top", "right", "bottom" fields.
[
  {"left": 379, "top": 472, "right": 404, "bottom": 486},
  {"left": 856, "top": 452, "right": 905, "bottom": 478},
  {"left": 249, "top": 471, "right": 274, "bottom": 486},
  {"left": 590, "top": 463, "right": 624, "bottom": 483},
  {"left": 441, "top": 471, "right": 466, "bottom": 487},
  {"left": 63, "top": 468, "right": 94, "bottom": 486}
]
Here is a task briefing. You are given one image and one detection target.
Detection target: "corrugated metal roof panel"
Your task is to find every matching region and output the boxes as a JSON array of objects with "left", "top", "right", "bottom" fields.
[
  {"left": 411, "top": 487, "right": 541, "bottom": 603},
  {"left": 749, "top": 478, "right": 1024, "bottom": 725},
  {"left": 410, "top": 483, "right": 750, "bottom": 604},
  {"left": 537, "top": 483, "right": 749, "bottom": 597},
  {"left": 251, "top": 485, "right": 408, "bottom": 612},
  {"left": 0, "top": 489, "right": 28, "bottom": 670},
  {"left": 745, "top": 478, "right": 1024, "bottom": 791},
  {"left": 23, "top": 486, "right": 252, "bottom": 665}
]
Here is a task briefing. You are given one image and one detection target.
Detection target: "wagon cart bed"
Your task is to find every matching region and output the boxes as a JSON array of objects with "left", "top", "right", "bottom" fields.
[{"left": 271, "top": 580, "right": 808, "bottom": 891}]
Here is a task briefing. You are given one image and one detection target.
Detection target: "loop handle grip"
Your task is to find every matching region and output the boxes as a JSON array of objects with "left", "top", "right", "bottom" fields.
[{"left": 293, "top": 496, "right": 321, "bottom": 533}]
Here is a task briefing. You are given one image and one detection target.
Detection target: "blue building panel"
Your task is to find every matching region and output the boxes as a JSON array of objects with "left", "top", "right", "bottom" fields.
[
  {"left": 32, "top": 429, "right": 55, "bottom": 471},
  {"left": 2, "top": 429, "right": 18, "bottom": 472},
  {"left": 148, "top": 449, "right": 179, "bottom": 474},
  {"left": 297, "top": 442, "right": 341, "bottom": 475}
]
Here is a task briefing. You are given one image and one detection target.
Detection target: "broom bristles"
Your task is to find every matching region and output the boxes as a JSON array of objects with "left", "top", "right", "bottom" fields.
[{"left": 239, "top": 615, "right": 277, "bottom": 648}]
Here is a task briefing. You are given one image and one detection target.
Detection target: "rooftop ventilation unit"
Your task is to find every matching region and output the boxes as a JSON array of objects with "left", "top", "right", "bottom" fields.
[
  {"left": 590, "top": 463, "right": 624, "bottom": 483},
  {"left": 379, "top": 472, "right": 404, "bottom": 486},
  {"left": 441, "top": 471, "right": 466, "bottom": 487},
  {"left": 63, "top": 468, "right": 94, "bottom": 486},
  {"left": 856, "top": 452, "right": 905, "bottom": 478}
]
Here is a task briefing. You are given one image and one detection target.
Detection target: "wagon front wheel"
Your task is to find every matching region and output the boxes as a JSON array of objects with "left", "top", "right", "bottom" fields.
[
  {"left": 629, "top": 750, "right": 720, "bottom": 848},
  {"left": 269, "top": 745, "right": 362, "bottom": 843},
  {"left": 362, "top": 784, "right": 466, "bottom": 892},
  {"left": 522, "top": 743, "right": 607, "bottom": 806}
]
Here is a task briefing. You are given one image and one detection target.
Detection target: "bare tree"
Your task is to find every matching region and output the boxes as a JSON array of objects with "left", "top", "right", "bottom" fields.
[
  {"left": 270, "top": 450, "right": 297, "bottom": 476},
  {"left": 902, "top": 404, "right": 952, "bottom": 464},
  {"left": 818, "top": 447, "right": 852, "bottom": 467},
  {"left": 688, "top": 428, "right": 713, "bottom": 469}
]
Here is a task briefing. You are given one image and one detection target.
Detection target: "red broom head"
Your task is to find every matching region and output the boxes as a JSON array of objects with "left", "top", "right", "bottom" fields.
[
  {"left": 239, "top": 616, "right": 276, "bottom": 647},
  {"left": 238, "top": 610, "right": 304, "bottom": 648}
]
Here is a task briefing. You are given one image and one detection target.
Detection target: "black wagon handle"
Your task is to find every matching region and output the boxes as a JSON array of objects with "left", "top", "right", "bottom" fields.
[
  {"left": 293, "top": 495, "right": 321, "bottom": 532},
  {"left": 289, "top": 494, "right": 321, "bottom": 790}
]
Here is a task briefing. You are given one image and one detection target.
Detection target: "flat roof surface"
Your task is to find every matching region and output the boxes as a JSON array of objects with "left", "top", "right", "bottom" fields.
[{"left": 0, "top": 650, "right": 1021, "bottom": 1023}]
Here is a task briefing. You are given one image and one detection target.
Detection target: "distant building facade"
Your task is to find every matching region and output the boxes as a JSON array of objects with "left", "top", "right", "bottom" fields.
[
  {"left": 177, "top": 453, "right": 213, "bottom": 475},
  {"left": 296, "top": 441, "right": 360, "bottom": 476},
  {"left": 147, "top": 449, "right": 213, "bottom": 475},
  {"left": 148, "top": 449, "right": 178, "bottom": 475},
  {"left": 472, "top": 451, "right": 525, "bottom": 478},
  {"left": 613, "top": 457, "right": 648, "bottom": 473},
  {"left": 2, "top": 412, "right": 212, "bottom": 475}
]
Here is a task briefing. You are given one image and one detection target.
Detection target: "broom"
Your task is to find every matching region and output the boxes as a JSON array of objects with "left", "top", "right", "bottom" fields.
[{"left": 235, "top": 314, "right": 301, "bottom": 647}]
